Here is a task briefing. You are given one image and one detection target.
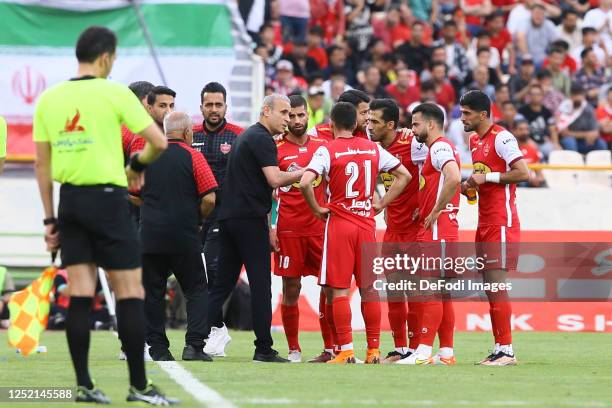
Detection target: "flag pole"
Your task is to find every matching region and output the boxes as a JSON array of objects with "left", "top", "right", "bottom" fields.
[{"left": 129, "top": 0, "right": 168, "bottom": 86}]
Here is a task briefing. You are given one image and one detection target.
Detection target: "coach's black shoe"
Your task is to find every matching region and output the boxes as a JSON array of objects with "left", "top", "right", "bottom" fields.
[
  {"left": 75, "top": 385, "right": 111, "bottom": 404},
  {"left": 149, "top": 349, "right": 175, "bottom": 361},
  {"left": 253, "top": 349, "right": 290, "bottom": 363},
  {"left": 127, "top": 381, "right": 179, "bottom": 405},
  {"left": 182, "top": 344, "right": 213, "bottom": 362}
]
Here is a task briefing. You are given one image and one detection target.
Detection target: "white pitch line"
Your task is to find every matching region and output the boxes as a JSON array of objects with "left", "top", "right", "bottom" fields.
[
  {"left": 157, "top": 361, "right": 236, "bottom": 408},
  {"left": 111, "top": 332, "right": 235, "bottom": 408}
]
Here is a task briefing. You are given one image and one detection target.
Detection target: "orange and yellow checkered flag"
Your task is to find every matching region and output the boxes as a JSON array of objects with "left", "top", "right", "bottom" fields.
[{"left": 7, "top": 266, "right": 57, "bottom": 356}]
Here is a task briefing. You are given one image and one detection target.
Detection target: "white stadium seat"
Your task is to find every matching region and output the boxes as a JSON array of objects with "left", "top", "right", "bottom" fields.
[
  {"left": 579, "top": 150, "right": 612, "bottom": 189},
  {"left": 543, "top": 150, "right": 584, "bottom": 189}
]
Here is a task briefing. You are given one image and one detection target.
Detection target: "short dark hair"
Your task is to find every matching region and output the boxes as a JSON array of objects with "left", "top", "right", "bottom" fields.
[
  {"left": 459, "top": 90, "right": 491, "bottom": 117},
  {"left": 369, "top": 99, "right": 399, "bottom": 128},
  {"left": 338, "top": 89, "right": 370, "bottom": 107},
  {"left": 411, "top": 102, "right": 445, "bottom": 128},
  {"left": 536, "top": 70, "right": 552, "bottom": 80},
  {"left": 552, "top": 39, "right": 570, "bottom": 51},
  {"left": 420, "top": 79, "right": 436, "bottom": 93},
  {"left": 476, "top": 31, "right": 491, "bottom": 39},
  {"left": 128, "top": 81, "right": 155, "bottom": 101},
  {"left": 307, "top": 71, "right": 325, "bottom": 85},
  {"left": 327, "top": 45, "right": 343, "bottom": 57},
  {"left": 562, "top": 9, "right": 579, "bottom": 19},
  {"left": 75, "top": 26, "right": 117, "bottom": 63},
  {"left": 431, "top": 61, "right": 447, "bottom": 72},
  {"left": 289, "top": 94, "right": 307, "bottom": 109},
  {"left": 476, "top": 46, "right": 491, "bottom": 57},
  {"left": 200, "top": 82, "right": 227, "bottom": 103},
  {"left": 381, "top": 52, "right": 397, "bottom": 64},
  {"left": 495, "top": 83, "right": 509, "bottom": 93},
  {"left": 309, "top": 25, "right": 324, "bottom": 36},
  {"left": 147, "top": 86, "right": 176, "bottom": 105},
  {"left": 582, "top": 27, "right": 597, "bottom": 35},
  {"left": 331, "top": 102, "right": 357, "bottom": 131},
  {"left": 570, "top": 82, "right": 584, "bottom": 95},
  {"left": 443, "top": 20, "right": 457, "bottom": 29},
  {"left": 501, "top": 100, "right": 515, "bottom": 109},
  {"left": 580, "top": 46, "right": 594, "bottom": 60}
]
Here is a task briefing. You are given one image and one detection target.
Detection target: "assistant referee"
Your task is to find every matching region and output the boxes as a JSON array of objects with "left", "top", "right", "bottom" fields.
[
  {"left": 32, "top": 26, "right": 176, "bottom": 405},
  {"left": 206, "top": 94, "right": 304, "bottom": 363}
]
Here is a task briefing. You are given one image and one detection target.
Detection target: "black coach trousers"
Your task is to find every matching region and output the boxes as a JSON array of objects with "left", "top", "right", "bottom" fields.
[
  {"left": 142, "top": 251, "right": 208, "bottom": 353},
  {"left": 206, "top": 217, "right": 273, "bottom": 354}
]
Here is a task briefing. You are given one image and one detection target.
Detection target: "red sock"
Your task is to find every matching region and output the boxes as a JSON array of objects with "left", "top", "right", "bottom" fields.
[
  {"left": 420, "top": 301, "right": 443, "bottom": 347},
  {"left": 487, "top": 290, "right": 512, "bottom": 345},
  {"left": 318, "top": 291, "right": 334, "bottom": 350},
  {"left": 325, "top": 302, "right": 339, "bottom": 348},
  {"left": 332, "top": 296, "right": 352, "bottom": 347},
  {"left": 280, "top": 304, "right": 300, "bottom": 351},
  {"left": 387, "top": 301, "right": 407, "bottom": 348},
  {"left": 438, "top": 299, "right": 455, "bottom": 348},
  {"left": 361, "top": 301, "right": 381, "bottom": 349},
  {"left": 407, "top": 301, "right": 422, "bottom": 350}
]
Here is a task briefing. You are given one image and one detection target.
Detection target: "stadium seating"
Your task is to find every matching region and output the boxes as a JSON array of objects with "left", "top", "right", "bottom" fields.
[
  {"left": 543, "top": 150, "right": 584, "bottom": 189},
  {"left": 579, "top": 150, "right": 612, "bottom": 189}
]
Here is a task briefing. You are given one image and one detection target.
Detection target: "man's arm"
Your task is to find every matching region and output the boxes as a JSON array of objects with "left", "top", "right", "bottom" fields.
[
  {"left": 126, "top": 123, "right": 168, "bottom": 191},
  {"left": 424, "top": 161, "right": 461, "bottom": 230},
  {"left": 374, "top": 165, "right": 411, "bottom": 213},
  {"left": 199, "top": 191, "right": 216, "bottom": 219},
  {"left": 560, "top": 129, "right": 600, "bottom": 140},
  {"left": 470, "top": 158, "right": 529, "bottom": 186},
  {"left": 299, "top": 171, "right": 330, "bottom": 220},
  {"left": 262, "top": 166, "right": 304, "bottom": 188},
  {"left": 34, "top": 141, "right": 59, "bottom": 252}
]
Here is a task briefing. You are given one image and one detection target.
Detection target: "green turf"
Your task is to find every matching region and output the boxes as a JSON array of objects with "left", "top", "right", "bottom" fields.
[{"left": 1, "top": 330, "right": 611, "bottom": 407}]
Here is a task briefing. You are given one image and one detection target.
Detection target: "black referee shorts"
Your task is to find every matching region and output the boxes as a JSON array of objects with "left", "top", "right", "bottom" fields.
[{"left": 58, "top": 184, "right": 140, "bottom": 270}]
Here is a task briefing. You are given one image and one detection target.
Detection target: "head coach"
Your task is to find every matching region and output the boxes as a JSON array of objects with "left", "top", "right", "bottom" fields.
[
  {"left": 32, "top": 26, "right": 176, "bottom": 404},
  {"left": 206, "top": 94, "right": 304, "bottom": 363},
  {"left": 137, "top": 111, "right": 217, "bottom": 362}
]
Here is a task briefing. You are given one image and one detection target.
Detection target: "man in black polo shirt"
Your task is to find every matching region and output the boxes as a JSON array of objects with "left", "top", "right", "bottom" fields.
[
  {"left": 192, "top": 82, "right": 243, "bottom": 357},
  {"left": 206, "top": 94, "right": 303, "bottom": 363},
  {"left": 139, "top": 111, "right": 217, "bottom": 362}
]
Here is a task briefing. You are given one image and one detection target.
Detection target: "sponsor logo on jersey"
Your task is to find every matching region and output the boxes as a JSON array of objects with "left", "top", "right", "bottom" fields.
[
  {"left": 419, "top": 174, "right": 425, "bottom": 190},
  {"left": 473, "top": 162, "right": 492, "bottom": 174}
]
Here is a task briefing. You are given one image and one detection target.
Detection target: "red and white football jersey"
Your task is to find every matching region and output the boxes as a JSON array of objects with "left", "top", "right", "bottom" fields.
[
  {"left": 307, "top": 136, "right": 400, "bottom": 231},
  {"left": 307, "top": 123, "right": 369, "bottom": 142},
  {"left": 469, "top": 124, "right": 523, "bottom": 228},
  {"left": 380, "top": 130, "right": 428, "bottom": 233},
  {"left": 418, "top": 137, "right": 461, "bottom": 241},
  {"left": 275, "top": 135, "right": 327, "bottom": 237}
]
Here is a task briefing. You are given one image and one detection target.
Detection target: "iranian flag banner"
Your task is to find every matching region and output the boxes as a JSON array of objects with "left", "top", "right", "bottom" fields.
[{"left": 0, "top": 0, "right": 241, "bottom": 159}]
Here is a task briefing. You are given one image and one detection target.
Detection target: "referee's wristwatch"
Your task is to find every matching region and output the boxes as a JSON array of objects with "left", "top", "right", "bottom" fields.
[{"left": 43, "top": 217, "right": 57, "bottom": 226}]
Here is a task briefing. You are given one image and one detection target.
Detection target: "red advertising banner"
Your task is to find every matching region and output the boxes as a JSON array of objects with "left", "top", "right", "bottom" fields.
[{"left": 270, "top": 230, "right": 612, "bottom": 332}]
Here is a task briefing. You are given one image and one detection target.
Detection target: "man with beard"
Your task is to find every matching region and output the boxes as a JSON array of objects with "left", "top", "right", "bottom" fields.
[
  {"left": 270, "top": 95, "right": 333, "bottom": 362},
  {"left": 126, "top": 86, "right": 176, "bottom": 157},
  {"left": 367, "top": 99, "right": 428, "bottom": 364},
  {"left": 307, "top": 89, "right": 370, "bottom": 141},
  {"left": 396, "top": 102, "right": 460, "bottom": 366},
  {"left": 192, "top": 82, "right": 244, "bottom": 358},
  {"left": 460, "top": 90, "right": 529, "bottom": 366}
]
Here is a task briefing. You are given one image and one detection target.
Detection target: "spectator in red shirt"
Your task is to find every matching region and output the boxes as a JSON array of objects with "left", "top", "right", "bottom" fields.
[
  {"left": 514, "top": 119, "right": 545, "bottom": 187},
  {"left": 461, "top": 0, "right": 493, "bottom": 35},
  {"left": 385, "top": 67, "right": 420, "bottom": 112},
  {"left": 544, "top": 40, "right": 578, "bottom": 75},
  {"left": 595, "top": 87, "right": 612, "bottom": 150},
  {"left": 491, "top": 84, "right": 510, "bottom": 123},
  {"left": 306, "top": 26, "right": 328, "bottom": 69},
  {"left": 309, "top": 0, "right": 345, "bottom": 44},
  {"left": 485, "top": 11, "right": 516, "bottom": 74},
  {"left": 430, "top": 61, "right": 456, "bottom": 113}
]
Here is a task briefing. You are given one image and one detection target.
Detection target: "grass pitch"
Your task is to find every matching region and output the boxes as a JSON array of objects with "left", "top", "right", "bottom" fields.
[{"left": 1, "top": 330, "right": 611, "bottom": 408}]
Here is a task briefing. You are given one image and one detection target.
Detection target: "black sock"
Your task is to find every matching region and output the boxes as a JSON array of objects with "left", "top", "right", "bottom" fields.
[
  {"left": 116, "top": 298, "right": 147, "bottom": 390},
  {"left": 66, "top": 297, "right": 94, "bottom": 389}
]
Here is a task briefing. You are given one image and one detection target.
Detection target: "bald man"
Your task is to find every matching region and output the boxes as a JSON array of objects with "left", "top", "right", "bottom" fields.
[{"left": 137, "top": 111, "right": 218, "bottom": 362}]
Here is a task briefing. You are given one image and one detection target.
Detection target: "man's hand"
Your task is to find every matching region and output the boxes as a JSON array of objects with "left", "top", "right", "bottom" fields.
[
  {"left": 412, "top": 207, "right": 419, "bottom": 221},
  {"left": 126, "top": 166, "right": 145, "bottom": 191},
  {"left": 423, "top": 209, "right": 441, "bottom": 230},
  {"left": 313, "top": 206, "right": 331, "bottom": 221},
  {"left": 269, "top": 228, "right": 280, "bottom": 252},
  {"left": 468, "top": 173, "right": 486, "bottom": 185},
  {"left": 373, "top": 201, "right": 384, "bottom": 214},
  {"left": 44, "top": 224, "right": 60, "bottom": 252}
]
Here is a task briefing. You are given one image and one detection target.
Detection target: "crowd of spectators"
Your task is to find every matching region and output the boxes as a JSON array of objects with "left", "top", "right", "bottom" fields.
[{"left": 243, "top": 0, "right": 612, "bottom": 171}]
